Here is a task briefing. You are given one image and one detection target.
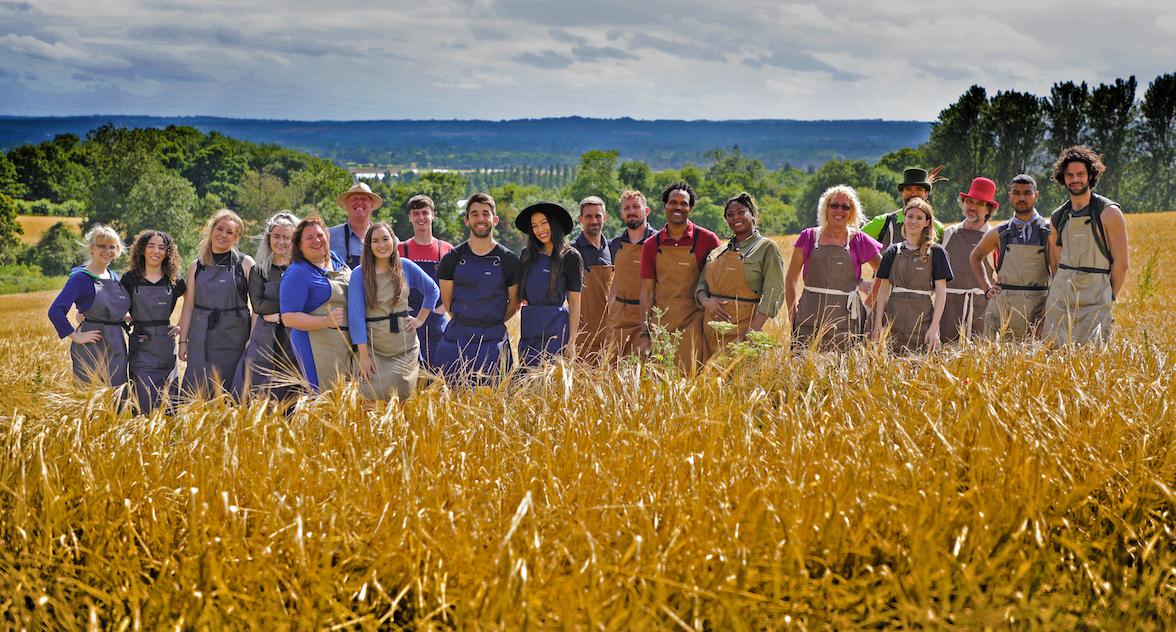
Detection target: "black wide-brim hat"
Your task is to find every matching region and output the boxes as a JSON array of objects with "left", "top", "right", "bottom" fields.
[{"left": 515, "top": 202, "right": 574, "bottom": 236}]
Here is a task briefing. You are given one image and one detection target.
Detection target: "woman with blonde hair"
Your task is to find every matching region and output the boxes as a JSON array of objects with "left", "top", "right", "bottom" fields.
[
  {"left": 178, "top": 209, "right": 255, "bottom": 396},
  {"left": 872, "top": 198, "right": 953, "bottom": 351},
  {"left": 233, "top": 211, "right": 300, "bottom": 400},
  {"left": 785, "top": 185, "right": 882, "bottom": 348},
  {"left": 47, "top": 225, "right": 132, "bottom": 387},
  {"left": 122, "top": 229, "right": 185, "bottom": 412}
]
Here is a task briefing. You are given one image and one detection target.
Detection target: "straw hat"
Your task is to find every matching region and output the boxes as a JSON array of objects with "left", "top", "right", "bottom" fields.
[{"left": 336, "top": 182, "right": 383, "bottom": 210}]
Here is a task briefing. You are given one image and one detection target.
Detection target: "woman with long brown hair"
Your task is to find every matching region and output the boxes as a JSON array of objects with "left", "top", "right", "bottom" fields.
[
  {"left": 348, "top": 222, "right": 439, "bottom": 400},
  {"left": 122, "top": 229, "right": 185, "bottom": 412},
  {"left": 872, "top": 198, "right": 953, "bottom": 351}
]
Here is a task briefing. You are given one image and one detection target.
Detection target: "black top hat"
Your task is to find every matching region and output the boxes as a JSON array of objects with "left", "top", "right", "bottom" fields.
[
  {"left": 516, "top": 202, "right": 574, "bottom": 236},
  {"left": 899, "top": 167, "right": 933, "bottom": 191}
]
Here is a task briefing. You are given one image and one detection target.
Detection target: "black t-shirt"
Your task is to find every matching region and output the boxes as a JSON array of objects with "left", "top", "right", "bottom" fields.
[
  {"left": 519, "top": 246, "right": 584, "bottom": 303},
  {"left": 437, "top": 242, "right": 521, "bottom": 285},
  {"left": 120, "top": 271, "right": 187, "bottom": 313},
  {"left": 876, "top": 243, "right": 953, "bottom": 283}
]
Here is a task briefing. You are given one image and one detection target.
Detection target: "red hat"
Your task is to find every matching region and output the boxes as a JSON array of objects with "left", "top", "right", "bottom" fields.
[{"left": 959, "top": 177, "right": 999, "bottom": 209}]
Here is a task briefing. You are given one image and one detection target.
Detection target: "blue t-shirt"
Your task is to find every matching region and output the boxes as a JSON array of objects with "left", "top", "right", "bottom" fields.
[
  {"left": 280, "top": 253, "right": 347, "bottom": 387},
  {"left": 328, "top": 223, "right": 366, "bottom": 267},
  {"left": 346, "top": 260, "right": 440, "bottom": 345}
]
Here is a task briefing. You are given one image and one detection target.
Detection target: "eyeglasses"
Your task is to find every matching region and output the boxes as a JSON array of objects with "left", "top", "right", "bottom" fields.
[{"left": 828, "top": 203, "right": 852, "bottom": 211}]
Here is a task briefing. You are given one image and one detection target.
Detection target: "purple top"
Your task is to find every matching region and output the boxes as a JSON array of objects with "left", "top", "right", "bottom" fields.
[
  {"left": 47, "top": 268, "right": 118, "bottom": 338},
  {"left": 793, "top": 228, "right": 883, "bottom": 281}
]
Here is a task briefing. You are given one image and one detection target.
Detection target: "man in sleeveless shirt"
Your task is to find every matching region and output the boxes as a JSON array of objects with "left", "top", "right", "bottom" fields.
[
  {"left": 607, "top": 190, "right": 657, "bottom": 357},
  {"left": 330, "top": 182, "right": 379, "bottom": 269},
  {"left": 1041, "top": 146, "right": 1130, "bottom": 344},
  {"left": 970, "top": 174, "right": 1052, "bottom": 340},
  {"left": 938, "top": 177, "right": 998, "bottom": 343}
]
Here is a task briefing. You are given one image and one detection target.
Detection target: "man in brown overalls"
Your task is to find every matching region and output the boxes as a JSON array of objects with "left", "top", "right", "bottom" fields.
[
  {"left": 571, "top": 196, "right": 613, "bottom": 362},
  {"left": 638, "top": 182, "right": 721, "bottom": 370},
  {"left": 1041, "top": 146, "right": 1130, "bottom": 344},
  {"left": 606, "top": 190, "right": 656, "bottom": 357},
  {"left": 939, "top": 177, "right": 997, "bottom": 343}
]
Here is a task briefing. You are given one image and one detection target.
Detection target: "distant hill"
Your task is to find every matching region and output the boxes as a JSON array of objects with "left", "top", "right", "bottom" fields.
[{"left": 0, "top": 115, "right": 930, "bottom": 169}]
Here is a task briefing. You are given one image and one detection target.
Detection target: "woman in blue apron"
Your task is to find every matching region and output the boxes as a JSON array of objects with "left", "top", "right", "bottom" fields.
[
  {"left": 233, "top": 211, "right": 301, "bottom": 401},
  {"left": 122, "top": 230, "right": 185, "bottom": 413},
  {"left": 47, "top": 225, "right": 131, "bottom": 389},
  {"left": 514, "top": 202, "right": 583, "bottom": 366},
  {"left": 350, "top": 222, "right": 440, "bottom": 400},
  {"left": 178, "top": 209, "right": 255, "bottom": 398},
  {"left": 280, "top": 216, "right": 354, "bottom": 391}
]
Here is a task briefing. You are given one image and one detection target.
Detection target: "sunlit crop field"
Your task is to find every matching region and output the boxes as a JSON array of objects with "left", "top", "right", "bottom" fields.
[
  {"left": 14, "top": 215, "right": 84, "bottom": 244},
  {"left": 0, "top": 215, "right": 1173, "bottom": 629}
]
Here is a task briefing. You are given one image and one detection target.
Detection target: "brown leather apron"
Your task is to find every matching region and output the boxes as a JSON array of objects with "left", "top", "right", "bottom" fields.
[
  {"left": 578, "top": 261, "right": 614, "bottom": 360},
  {"left": 984, "top": 242, "right": 1049, "bottom": 340},
  {"left": 702, "top": 246, "right": 761, "bottom": 355},
  {"left": 360, "top": 270, "right": 419, "bottom": 401},
  {"left": 882, "top": 244, "right": 935, "bottom": 352},
  {"left": 939, "top": 226, "right": 990, "bottom": 343},
  {"left": 652, "top": 233, "right": 705, "bottom": 371},
  {"left": 607, "top": 241, "right": 646, "bottom": 356},
  {"left": 308, "top": 267, "right": 354, "bottom": 390},
  {"left": 793, "top": 230, "right": 863, "bottom": 349},
  {"left": 1042, "top": 212, "right": 1113, "bottom": 344}
]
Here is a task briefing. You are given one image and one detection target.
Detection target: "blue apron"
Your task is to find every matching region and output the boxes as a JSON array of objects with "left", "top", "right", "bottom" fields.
[
  {"left": 399, "top": 242, "right": 448, "bottom": 370},
  {"left": 518, "top": 253, "right": 569, "bottom": 367},
  {"left": 434, "top": 250, "right": 512, "bottom": 381}
]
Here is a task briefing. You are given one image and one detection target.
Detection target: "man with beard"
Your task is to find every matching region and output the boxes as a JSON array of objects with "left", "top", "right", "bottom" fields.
[
  {"left": 938, "top": 177, "right": 998, "bottom": 343},
  {"left": 970, "top": 174, "right": 1052, "bottom": 340},
  {"left": 570, "top": 196, "right": 613, "bottom": 361},
  {"left": 606, "top": 190, "right": 657, "bottom": 356},
  {"left": 639, "top": 182, "right": 720, "bottom": 370},
  {"left": 434, "top": 192, "right": 521, "bottom": 382},
  {"left": 1041, "top": 146, "right": 1129, "bottom": 344},
  {"left": 330, "top": 182, "right": 379, "bottom": 269},
  {"left": 397, "top": 194, "right": 454, "bottom": 368}
]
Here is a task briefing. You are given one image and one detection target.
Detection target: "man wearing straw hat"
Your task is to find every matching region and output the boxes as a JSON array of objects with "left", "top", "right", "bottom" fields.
[
  {"left": 938, "top": 177, "right": 998, "bottom": 343},
  {"left": 330, "top": 182, "right": 382, "bottom": 269}
]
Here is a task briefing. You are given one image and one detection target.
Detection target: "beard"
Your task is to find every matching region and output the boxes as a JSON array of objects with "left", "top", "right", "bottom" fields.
[
  {"left": 471, "top": 225, "right": 493, "bottom": 239},
  {"left": 585, "top": 225, "right": 602, "bottom": 237},
  {"left": 1068, "top": 183, "right": 1090, "bottom": 196},
  {"left": 625, "top": 217, "right": 644, "bottom": 229}
]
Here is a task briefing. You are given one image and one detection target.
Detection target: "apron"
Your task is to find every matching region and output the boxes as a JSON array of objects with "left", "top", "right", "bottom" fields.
[
  {"left": 307, "top": 266, "right": 355, "bottom": 391},
  {"left": 71, "top": 273, "right": 131, "bottom": 388},
  {"left": 653, "top": 232, "right": 706, "bottom": 371},
  {"left": 939, "top": 226, "right": 990, "bottom": 343},
  {"left": 793, "top": 231, "right": 864, "bottom": 349},
  {"left": 398, "top": 242, "right": 447, "bottom": 370},
  {"left": 519, "top": 253, "right": 570, "bottom": 367},
  {"left": 578, "top": 261, "right": 614, "bottom": 361},
  {"left": 607, "top": 241, "right": 646, "bottom": 356},
  {"left": 702, "top": 245, "right": 761, "bottom": 355},
  {"left": 233, "top": 265, "right": 299, "bottom": 400},
  {"left": 128, "top": 280, "right": 178, "bottom": 412},
  {"left": 434, "top": 249, "right": 513, "bottom": 382},
  {"left": 360, "top": 270, "right": 419, "bottom": 401},
  {"left": 984, "top": 228, "right": 1050, "bottom": 340},
  {"left": 882, "top": 244, "right": 935, "bottom": 352},
  {"left": 181, "top": 255, "right": 250, "bottom": 396},
  {"left": 1043, "top": 210, "right": 1113, "bottom": 344}
]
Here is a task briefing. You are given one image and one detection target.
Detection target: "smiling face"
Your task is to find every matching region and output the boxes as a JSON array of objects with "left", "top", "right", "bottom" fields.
[
  {"left": 664, "top": 190, "right": 692, "bottom": 226},
  {"left": 579, "top": 203, "right": 605, "bottom": 238},
  {"left": 346, "top": 194, "right": 373, "bottom": 225},
  {"left": 903, "top": 206, "right": 931, "bottom": 242},
  {"left": 369, "top": 225, "right": 395, "bottom": 260},
  {"left": 299, "top": 224, "right": 329, "bottom": 264},
  {"left": 724, "top": 201, "right": 754, "bottom": 236},
  {"left": 409, "top": 205, "right": 434, "bottom": 232},
  {"left": 620, "top": 195, "right": 649, "bottom": 229},
  {"left": 144, "top": 235, "right": 167, "bottom": 269},
  {"left": 825, "top": 193, "right": 854, "bottom": 229},
  {"left": 210, "top": 218, "right": 240, "bottom": 253},
  {"left": 91, "top": 239, "right": 121, "bottom": 266},
  {"left": 1063, "top": 161, "right": 1091, "bottom": 197},
  {"left": 531, "top": 213, "right": 552, "bottom": 246},
  {"left": 269, "top": 224, "right": 294, "bottom": 261},
  {"left": 464, "top": 202, "right": 498, "bottom": 239}
]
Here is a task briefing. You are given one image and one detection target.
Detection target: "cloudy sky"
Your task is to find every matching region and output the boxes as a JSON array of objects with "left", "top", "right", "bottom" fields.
[{"left": 2, "top": 0, "right": 1174, "bottom": 121}]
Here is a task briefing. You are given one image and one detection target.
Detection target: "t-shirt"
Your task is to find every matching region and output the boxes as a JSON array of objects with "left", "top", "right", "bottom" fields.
[
  {"left": 876, "top": 243, "right": 953, "bottom": 286},
  {"left": 436, "top": 242, "right": 521, "bottom": 285},
  {"left": 792, "top": 228, "right": 883, "bottom": 281},
  {"left": 399, "top": 239, "right": 454, "bottom": 272},
  {"left": 572, "top": 232, "right": 612, "bottom": 268},
  {"left": 639, "top": 222, "right": 721, "bottom": 279},
  {"left": 519, "top": 248, "right": 584, "bottom": 305}
]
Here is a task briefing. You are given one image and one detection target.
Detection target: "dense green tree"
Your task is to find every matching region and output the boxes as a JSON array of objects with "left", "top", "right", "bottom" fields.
[
  {"left": 21, "top": 220, "right": 80, "bottom": 275},
  {"left": 984, "top": 90, "right": 1046, "bottom": 188},
  {"left": 287, "top": 161, "right": 354, "bottom": 223},
  {"left": 0, "top": 193, "right": 23, "bottom": 264},
  {"left": 123, "top": 162, "right": 200, "bottom": 253},
  {"left": 924, "top": 85, "right": 991, "bottom": 213},
  {"left": 618, "top": 160, "right": 652, "bottom": 194},
  {"left": 855, "top": 188, "right": 900, "bottom": 222},
  {"left": 235, "top": 170, "right": 293, "bottom": 227},
  {"left": 875, "top": 147, "right": 926, "bottom": 175},
  {"left": 1087, "top": 76, "right": 1137, "bottom": 202},
  {"left": 0, "top": 153, "right": 28, "bottom": 199},
  {"left": 796, "top": 160, "right": 873, "bottom": 227},
  {"left": 1044, "top": 81, "right": 1089, "bottom": 161},
  {"left": 565, "top": 150, "right": 621, "bottom": 207},
  {"left": 1139, "top": 73, "right": 1176, "bottom": 210}
]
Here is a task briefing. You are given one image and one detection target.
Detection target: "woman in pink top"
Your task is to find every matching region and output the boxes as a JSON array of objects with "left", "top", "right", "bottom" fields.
[{"left": 785, "top": 185, "right": 883, "bottom": 349}]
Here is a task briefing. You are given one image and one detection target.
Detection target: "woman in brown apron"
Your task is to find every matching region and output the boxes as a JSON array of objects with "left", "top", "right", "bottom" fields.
[
  {"left": 279, "top": 217, "right": 354, "bottom": 391},
  {"left": 785, "top": 185, "right": 882, "bottom": 350},
  {"left": 939, "top": 178, "right": 997, "bottom": 343},
  {"left": 697, "top": 193, "right": 785, "bottom": 355},
  {"left": 351, "top": 223, "right": 439, "bottom": 401},
  {"left": 872, "top": 199, "right": 952, "bottom": 352}
]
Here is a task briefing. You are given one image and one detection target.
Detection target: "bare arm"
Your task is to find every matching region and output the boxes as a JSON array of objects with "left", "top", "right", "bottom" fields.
[
  {"left": 639, "top": 278, "right": 655, "bottom": 328},
  {"left": 281, "top": 311, "right": 339, "bottom": 331},
  {"left": 177, "top": 261, "right": 197, "bottom": 361},
  {"left": 784, "top": 247, "right": 805, "bottom": 321},
  {"left": 504, "top": 285, "right": 521, "bottom": 321},
  {"left": 565, "top": 291, "right": 581, "bottom": 358},
  {"left": 439, "top": 279, "right": 454, "bottom": 315},
  {"left": 970, "top": 228, "right": 1001, "bottom": 294},
  {"left": 925, "top": 279, "right": 948, "bottom": 349},
  {"left": 872, "top": 280, "right": 892, "bottom": 338},
  {"left": 1102, "top": 206, "right": 1129, "bottom": 299},
  {"left": 1046, "top": 227, "right": 1061, "bottom": 276}
]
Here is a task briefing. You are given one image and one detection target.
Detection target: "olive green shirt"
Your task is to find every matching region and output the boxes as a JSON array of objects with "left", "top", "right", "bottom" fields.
[{"left": 696, "top": 231, "right": 786, "bottom": 318}]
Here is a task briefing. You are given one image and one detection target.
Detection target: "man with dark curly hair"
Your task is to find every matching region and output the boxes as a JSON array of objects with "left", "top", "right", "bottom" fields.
[{"left": 1042, "top": 145, "right": 1130, "bottom": 344}]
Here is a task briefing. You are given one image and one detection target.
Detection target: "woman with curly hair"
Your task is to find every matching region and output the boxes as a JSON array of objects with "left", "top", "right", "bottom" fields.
[
  {"left": 121, "top": 229, "right": 186, "bottom": 412},
  {"left": 872, "top": 198, "right": 952, "bottom": 352}
]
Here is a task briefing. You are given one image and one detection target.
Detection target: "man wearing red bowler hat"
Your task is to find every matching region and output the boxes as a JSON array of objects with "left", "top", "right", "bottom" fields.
[{"left": 938, "top": 177, "right": 998, "bottom": 342}]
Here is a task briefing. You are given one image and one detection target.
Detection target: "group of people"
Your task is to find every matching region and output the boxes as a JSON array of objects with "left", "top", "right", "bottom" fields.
[{"left": 48, "top": 144, "right": 1129, "bottom": 410}]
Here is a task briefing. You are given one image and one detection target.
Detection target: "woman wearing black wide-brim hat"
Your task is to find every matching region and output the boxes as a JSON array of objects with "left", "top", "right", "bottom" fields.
[{"left": 514, "top": 202, "right": 584, "bottom": 365}]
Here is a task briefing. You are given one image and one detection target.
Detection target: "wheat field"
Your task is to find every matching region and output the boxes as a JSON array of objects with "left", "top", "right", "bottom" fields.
[
  {"left": 0, "top": 215, "right": 1173, "bottom": 629},
  {"left": 14, "top": 215, "right": 84, "bottom": 245}
]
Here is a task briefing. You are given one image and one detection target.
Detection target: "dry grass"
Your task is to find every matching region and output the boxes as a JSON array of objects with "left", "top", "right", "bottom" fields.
[
  {"left": 15, "top": 215, "right": 84, "bottom": 245},
  {"left": 0, "top": 215, "right": 1173, "bottom": 629}
]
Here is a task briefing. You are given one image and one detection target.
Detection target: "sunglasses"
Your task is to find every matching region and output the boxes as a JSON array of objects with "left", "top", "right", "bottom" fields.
[{"left": 828, "top": 203, "right": 853, "bottom": 211}]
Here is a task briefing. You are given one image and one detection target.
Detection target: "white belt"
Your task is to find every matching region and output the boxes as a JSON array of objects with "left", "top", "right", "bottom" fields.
[
  {"left": 804, "top": 286, "right": 862, "bottom": 321},
  {"left": 946, "top": 287, "right": 984, "bottom": 334},
  {"left": 891, "top": 287, "right": 934, "bottom": 302}
]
